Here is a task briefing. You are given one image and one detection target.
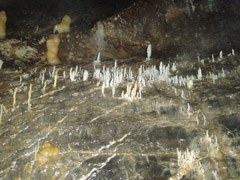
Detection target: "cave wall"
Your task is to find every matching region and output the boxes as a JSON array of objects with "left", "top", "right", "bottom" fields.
[
  {"left": 1, "top": 0, "right": 240, "bottom": 63},
  {"left": 75, "top": 0, "right": 240, "bottom": 61}
]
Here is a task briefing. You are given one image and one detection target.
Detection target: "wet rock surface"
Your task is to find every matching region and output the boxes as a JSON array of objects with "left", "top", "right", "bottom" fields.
[{"left": 0, "top": 0, "right": 240, "bottom": 179}]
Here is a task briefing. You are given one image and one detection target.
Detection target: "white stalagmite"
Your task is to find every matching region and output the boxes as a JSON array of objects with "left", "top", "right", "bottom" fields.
[
  {"left": 13, "top": 87, "right": 18, "bottom": 109},
  {"left": 0, "top": 104, "right": 3, "bottom": 126},
  {"left": 187, "top": 103, "right": 191, "bottom": 112},
  {"left": 196, "top": 115, "right": 199, "bottom": 125},
  {"left": 75, "top": 65, "right": 78, "bottom": 76},
  {"left": 202, "top": 112, "right": 206, "bottom": 126},
  {"left": 146, "top": 44, "right": 152, "bottom": 61},
  {"left": 0, "top": 60, "right": 3, "bottom": 69},
  {"left": 197, "top": 68, "right": 202, "bottom": 80},
  {"left": 187, "top": 79, "right": 193, "bottom": 89},
  {"left": 212, "top": 54, "right": 215, "bottom": 62},
  {"left": 212, "top": 171, "right": 220, "bottom": 180},
  {"left": 28, "top": 84, "right": 32, "bottom": 112},
  {"left": 126, "top": 83, "right": 132, "bottom": 97},
  {"left": 51, "top": 66, "right": 56, "bottom": 78},
  {"left": 219, "top": 51, "right": 223, "bottom": 59},
  {"left": 181, "top": 90, "right": 185, "bottom": 99},
  {"left": 112, "top": 85, "right": 115, "bottom": 97},
  {"left": 83, "top": 70, "right": 89, "bottom": 81},
  {"left": 70, "top": 67, "right": 76, "bottom": 81},
  {"left": 94, "top": 52, "right": 101, "bottom": 65},
  {"left": 171, "top": 62, "right": 177, "bottom": 72},
  {"left": 19, "top": 76, "right": 22, "bottom": 84},
  {"left": 114, "top": 60, "right": 117, "bottom": 69},
  {"left": 42, "top": 80, "right": 48, "bottom": 94},
  {"left": 41, "top": 72, "right": 45, "bottom": 85},
  {"left": 101, "top": 82, "right": 105, "bottom": 97},
  {"left": 97, "top": 52, "right": 101, "bottom": 61},
  {"left": 221, "top": 68, "right": 226, "bottom": 77},
  {"left": 232, "top": 49, "right": 235, "bottom": 56},
  {"left": 63, "top": 71, "right": 66, "bottom": 79},
  {"left": 53, "top": 70, "right": 58, "bottom": 88}
]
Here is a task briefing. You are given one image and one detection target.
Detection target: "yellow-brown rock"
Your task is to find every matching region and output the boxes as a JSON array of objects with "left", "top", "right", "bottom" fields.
[
  {"left": 0, "top": 11, "right": 7, "bottom": 39},
  {"left": 165, "top": 7, "right": 186, "bottom": 22},
  {"left": 37, "top": 141, "right": 60, "bottom": 165},
  {"left": 53, "top": 15, "right": 71, "bottom": 34},
  {"left": 46, "top": 35, "right": 61, "bottom": 65}
]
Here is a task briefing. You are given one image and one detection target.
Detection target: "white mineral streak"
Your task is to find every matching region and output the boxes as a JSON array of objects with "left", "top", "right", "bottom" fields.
[
  {"left": 80, "top": 154, "right": 116, "bottom": 180},
  {"left": 81, "top": 132, "right": 130, "bottom": 180}
]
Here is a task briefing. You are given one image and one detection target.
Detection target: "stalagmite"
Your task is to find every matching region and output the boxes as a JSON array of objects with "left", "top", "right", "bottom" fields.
[
  {"left": 46, "top": 35, "right": 61, "bottom": 65},
  {"left": 53, "top": 15, "right": 71, "bottom": 34},
  {"left": 0, "top": 11, "right": 7, "bottom": 39}
]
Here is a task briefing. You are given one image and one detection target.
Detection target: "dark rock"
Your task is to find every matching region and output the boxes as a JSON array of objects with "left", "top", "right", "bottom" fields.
[{"left": 219, "top": 113, "right": 240, "bottom": 136}]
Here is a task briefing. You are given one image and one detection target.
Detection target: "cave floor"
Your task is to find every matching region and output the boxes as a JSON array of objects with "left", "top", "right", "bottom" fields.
[{"left": 0, "top": 52, "right": 240, "bottom": 180}]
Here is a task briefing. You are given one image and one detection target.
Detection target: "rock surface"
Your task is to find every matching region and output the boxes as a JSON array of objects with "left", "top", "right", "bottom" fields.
[{"left": 0, "top": 0, "right": 240, "bottom": 179}]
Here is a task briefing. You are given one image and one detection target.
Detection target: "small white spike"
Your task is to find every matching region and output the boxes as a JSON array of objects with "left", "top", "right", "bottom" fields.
[
  {"left": 212, "top": 54, "right": 215, "bottom": 62},
  {"left": 197, "top": 68, "right": 202, "bottom": 80},
  {"left": 83, "top": 70, "right": 89, "bottom": 81},
  {"left": 219, "top": 51, "right": 223, "bottom": 59},
  {"left": 94, "top": 52, "right": 101, "bottom": 65},
  {"left": 232, "top": 49, "right": 235, "bottom": 56},
  {"left": 146, "top": 44, "right": 152, "bottom": 61},
  {"left": 0, "top": 60, "right": 4, "bottom": 69}
]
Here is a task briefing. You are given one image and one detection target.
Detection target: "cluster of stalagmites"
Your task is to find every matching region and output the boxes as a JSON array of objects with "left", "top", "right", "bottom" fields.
[{"left": 0, "top": 12, "right": 71, "bottom": 65}]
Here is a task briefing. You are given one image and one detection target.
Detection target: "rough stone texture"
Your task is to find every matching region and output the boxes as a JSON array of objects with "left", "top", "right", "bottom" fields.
[
  {"left": 1, "top": 52, "right": 240, "bottom": 180},
  {"left": 0, "top": 0, "right": 240, "bottom": 180},
  {"left": 53, "top": 0, "right": 240, "bottom": 62}
]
